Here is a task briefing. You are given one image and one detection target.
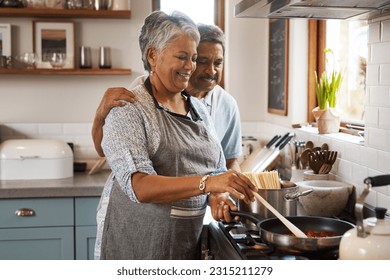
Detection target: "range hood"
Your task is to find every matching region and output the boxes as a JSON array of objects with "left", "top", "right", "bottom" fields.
[{"left": 234, "top": 0, "right": 390, "bottom": 20}]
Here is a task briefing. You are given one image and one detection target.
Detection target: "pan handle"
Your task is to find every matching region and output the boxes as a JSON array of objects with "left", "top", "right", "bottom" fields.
[
  {"left": 364, "top": 175, "right": 390, "bottom": 187},
  {"left": 230, "top": 211, "right": 264, "bottom": 224},
  {"left": 355, "top": 175, "right": 390, "bottom": 238},
  {"left": 284, "top": 189, "right": 313, "bottom": 200}
]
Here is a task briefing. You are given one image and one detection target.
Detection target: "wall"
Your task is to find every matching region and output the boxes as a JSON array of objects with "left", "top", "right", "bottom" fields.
[{"left": 225, "top": 0, "right": 308, "bottom": 126}]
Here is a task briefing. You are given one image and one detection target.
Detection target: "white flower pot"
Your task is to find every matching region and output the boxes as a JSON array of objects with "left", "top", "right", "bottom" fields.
[{"left": 312, "top": 107, "right": 340, "bottom": 134}]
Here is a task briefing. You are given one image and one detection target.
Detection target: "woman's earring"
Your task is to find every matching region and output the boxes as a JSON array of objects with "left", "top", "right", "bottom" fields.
[{"left": 150, "top": 70, "right": 153, "bottom": 76}]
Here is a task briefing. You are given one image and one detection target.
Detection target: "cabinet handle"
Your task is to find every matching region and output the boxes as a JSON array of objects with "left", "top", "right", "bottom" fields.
[{"left": 15, "top": 208, "right": 35, "bottom": 217}]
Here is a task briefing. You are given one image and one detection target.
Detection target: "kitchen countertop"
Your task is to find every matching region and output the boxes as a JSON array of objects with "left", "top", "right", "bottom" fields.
[{"left": 0, "top": 170, "right": 111, "bottom": 199}]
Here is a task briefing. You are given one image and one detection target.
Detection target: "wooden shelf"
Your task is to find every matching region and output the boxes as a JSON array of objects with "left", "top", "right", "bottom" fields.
[
  {"left": 0, "top": 68, "right": 132, "bottom": 75},
  {"left": 0, "top": 7, "right": 131, "bottom": 19}
]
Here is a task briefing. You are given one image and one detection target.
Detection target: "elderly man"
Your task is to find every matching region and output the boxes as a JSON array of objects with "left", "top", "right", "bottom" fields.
[{"left": 92, "top": 24, "right": 242, "bottom": 171}]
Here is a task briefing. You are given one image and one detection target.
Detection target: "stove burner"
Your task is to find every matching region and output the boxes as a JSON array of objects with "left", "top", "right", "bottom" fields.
[{"left": 207, "top": 220, "right": 339, "bottom": 260}]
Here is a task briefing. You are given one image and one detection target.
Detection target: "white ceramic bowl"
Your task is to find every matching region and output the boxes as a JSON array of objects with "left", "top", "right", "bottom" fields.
[{"left": 296, "top": 180, "right": 353, "bottom": 217}]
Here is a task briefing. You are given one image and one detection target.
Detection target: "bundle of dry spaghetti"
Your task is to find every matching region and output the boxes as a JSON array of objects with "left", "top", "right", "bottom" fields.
[{"left": 243, "top": 170, "right": 281, "bottom": 189}]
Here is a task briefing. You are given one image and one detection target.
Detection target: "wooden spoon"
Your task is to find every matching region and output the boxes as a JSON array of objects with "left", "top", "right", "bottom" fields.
[
  {"left": 305, "top": 140, "right": 314, "bottom": 150},
  {"left": 252, "top": 192, "right": 308, "bottom": 238},
  {"left": 300, "top": 148, "right": 311, "bottom": 169}
]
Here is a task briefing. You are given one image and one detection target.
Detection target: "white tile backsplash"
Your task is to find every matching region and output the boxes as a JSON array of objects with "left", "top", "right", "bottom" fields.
[
  {"left": 351, "top": 163, "right": 369, "bottom": 188},
  {"left": 381, "top": 19, "right": 390, "bottom": 41},
  {"left": 369, "top": 86, "right": 389, "bottom": 106},
  {"left": 380, "top": 63, "right": 390, "bottom": 85},
  {"left": 364, "top": 105, "right": 378, "bottom": 127},
  {"left": 366, "top": 127, "right": 388, "bottom": 150},
  {"left": 371, "top": 41, "right": 390, "bottom": 63},
  {"left": 359, "top": 146, "right": 378, "bottom": 169},
  {"left": 368, "top": 22, "right": 381, "bottom": 43},
  {"left": 379, "top": 107, "right": 390, "bottom": 129},
  {"left": 37, "top": 123, "right": 63, "bottom": 136},
  {"left": 365, "top": 64, "right": 380, "bottom": 86}
]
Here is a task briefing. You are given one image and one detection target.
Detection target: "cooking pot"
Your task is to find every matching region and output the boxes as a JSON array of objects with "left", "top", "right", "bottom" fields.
[
  {"left": 231, "top": 211, "right": 354, "bottom": 253},
  {"left": 238, "top": 185, "right": 312, "bottom": 219},
  {"left": 339, "top": 175, "right": 390, "bottom": 260}
]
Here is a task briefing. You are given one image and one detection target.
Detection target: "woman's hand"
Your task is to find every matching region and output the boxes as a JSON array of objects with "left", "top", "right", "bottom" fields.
[
  {"left": 208, "top": 192, "right": 239, "bottom": 222},
  {"left": 205, "top": 170, "right": 258, "bottom": 204}
]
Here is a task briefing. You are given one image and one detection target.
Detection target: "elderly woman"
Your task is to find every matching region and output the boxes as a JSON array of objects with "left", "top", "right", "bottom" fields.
[{"left": 95, "top": 11, "right": 257, "bottom": 260}]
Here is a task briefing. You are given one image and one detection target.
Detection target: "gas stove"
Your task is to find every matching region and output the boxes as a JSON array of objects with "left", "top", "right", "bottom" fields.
[{"left": 205, "top": 220, "right": 340, "bottom": 260}]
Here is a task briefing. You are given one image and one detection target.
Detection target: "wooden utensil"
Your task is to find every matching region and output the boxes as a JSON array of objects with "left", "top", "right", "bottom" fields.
[
  {"left": 321, "top": 143, "right": 329, "bottom": 151},
  {"left": 88, "top": 157, "right": 107, "bottom": 175},
  {"left": 319, "top": 151, "right": 338, "bottom": 174},
  {"left": 312, "top": 146, "right": 322, "bottom": 152},
  {"left": 252, "top": 191, "right": 308, "bottom": 238},
  {"left": 309, "top": 151, "right": 327, "bottom": 174},
  {"left": 305, "top": 140, "right": 314, "bottom": 150},
  {"left": 300, "top": 148, "right": 311, "bottom": 169}
]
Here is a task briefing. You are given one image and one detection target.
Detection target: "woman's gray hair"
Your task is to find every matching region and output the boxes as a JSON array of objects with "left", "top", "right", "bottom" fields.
[
  {"left": 139, "top": 10, "right": 200, "bottom": 72},
  {"left": 197, "top": 23, "right": 226, "bottom": 55}
]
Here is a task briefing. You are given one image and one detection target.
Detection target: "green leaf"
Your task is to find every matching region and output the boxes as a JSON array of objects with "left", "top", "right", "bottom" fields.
[{"left": 313, "top": 48, "right": 342, "bottom": 110}]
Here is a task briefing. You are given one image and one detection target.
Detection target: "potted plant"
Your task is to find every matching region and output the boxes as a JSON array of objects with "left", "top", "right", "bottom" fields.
[{"left": 312, "top": 48, "right": 342, "bottom": 134}]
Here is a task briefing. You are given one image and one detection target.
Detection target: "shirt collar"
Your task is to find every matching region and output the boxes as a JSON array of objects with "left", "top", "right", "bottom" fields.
[{"left": 144, "top": 77, "right": 202, "bottom": 121}]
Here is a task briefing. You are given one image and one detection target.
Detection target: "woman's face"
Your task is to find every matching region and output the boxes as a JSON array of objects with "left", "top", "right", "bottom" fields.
[
  {"left": 189, "top": 42, "right": 224, "bottom": 93},
  {"left": 154, "top": 34, "right": 198, "bottom": 93}
]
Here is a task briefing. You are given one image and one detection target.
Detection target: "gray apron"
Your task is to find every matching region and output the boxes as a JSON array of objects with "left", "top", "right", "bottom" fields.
[{"left": 100, "top": 79, "right": 223, "bottom": 260}]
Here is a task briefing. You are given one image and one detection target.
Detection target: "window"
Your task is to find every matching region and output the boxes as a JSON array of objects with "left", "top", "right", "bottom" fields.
[
  {"left": 152, "top": 0, "right": 225, "bottom": 85},
  {"left": 152, "top": 0, "right": 224, "bottom": 29},
  {"left": 325, "top": 20, "right": 367, "bottom": 123},
  {"left": 308, "top": 20, "right": 368, "bottom": 126},
  {"left": 159, "top": 0, "right": 214, "bottom": 24}
]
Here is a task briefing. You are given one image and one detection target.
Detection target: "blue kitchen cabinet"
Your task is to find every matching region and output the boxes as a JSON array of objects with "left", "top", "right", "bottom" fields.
[
  {"left": 0, "top": 227, "right": 74, "bottom": 260},
  {"left": 75, "top": 197, "right": 99, "bottom": 260},
  {"left": 0, "top": 196, "right": 100, "bottom": 260},
  {"left": 0, "top": 198, "right": 74, "bottom": 260}
]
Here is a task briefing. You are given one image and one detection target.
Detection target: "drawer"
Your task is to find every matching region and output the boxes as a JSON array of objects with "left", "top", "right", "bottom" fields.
[
  {"left": 0, "top": 226, "right": 74, "bottom": 260},
  {"left": 75, "top": 197, "right": 100, "bottom": 226},
  {"left": 0, "top": 198, "right": 73, "bottom": 228}
]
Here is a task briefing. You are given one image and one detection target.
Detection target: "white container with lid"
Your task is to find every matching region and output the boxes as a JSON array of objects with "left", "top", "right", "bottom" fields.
[{"left": 0, "top": 139, "right": 73, "bottom": 180}]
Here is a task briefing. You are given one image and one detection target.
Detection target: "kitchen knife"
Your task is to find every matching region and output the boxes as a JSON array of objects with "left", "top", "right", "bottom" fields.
[
  {"left": 240, "top": 134, "right": 281, "bottom": 172},
  {"left": 252, "top": 133, "right": 294, "bottom": 173},
  {"left": 248, "top": 132, "right": 291, "bottom": 172}
]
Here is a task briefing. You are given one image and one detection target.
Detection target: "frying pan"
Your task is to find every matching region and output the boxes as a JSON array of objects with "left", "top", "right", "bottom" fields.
[{"left": 231, "top": 211, "right": 354, "bottom": 253}]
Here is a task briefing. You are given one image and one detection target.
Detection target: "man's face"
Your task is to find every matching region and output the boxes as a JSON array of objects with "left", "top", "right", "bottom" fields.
[{"left": 189, "top": 41, "right": 224, "bottom": 92}]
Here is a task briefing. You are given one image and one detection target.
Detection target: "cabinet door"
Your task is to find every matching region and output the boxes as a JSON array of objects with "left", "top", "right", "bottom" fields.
[
  {"left": 75, "top": 226, "right": 97, "bottom": 260},
  {"left": 75, "top": 197, "right": 99, "bottom": 226},
  {"left": 75, "top": 197, "right": 99, "bottom": 260},
  {"left": 0, "top": 227, "right": 74, "bottom": 260}
]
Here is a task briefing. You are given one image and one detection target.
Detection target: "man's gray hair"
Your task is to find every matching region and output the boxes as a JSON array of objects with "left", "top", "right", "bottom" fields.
[
  {"left": 139, "top": 10, "right": 200, "bottom": 72},
  {"left": 197, "top": 23, "right": 225, "bottom": 54}
]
